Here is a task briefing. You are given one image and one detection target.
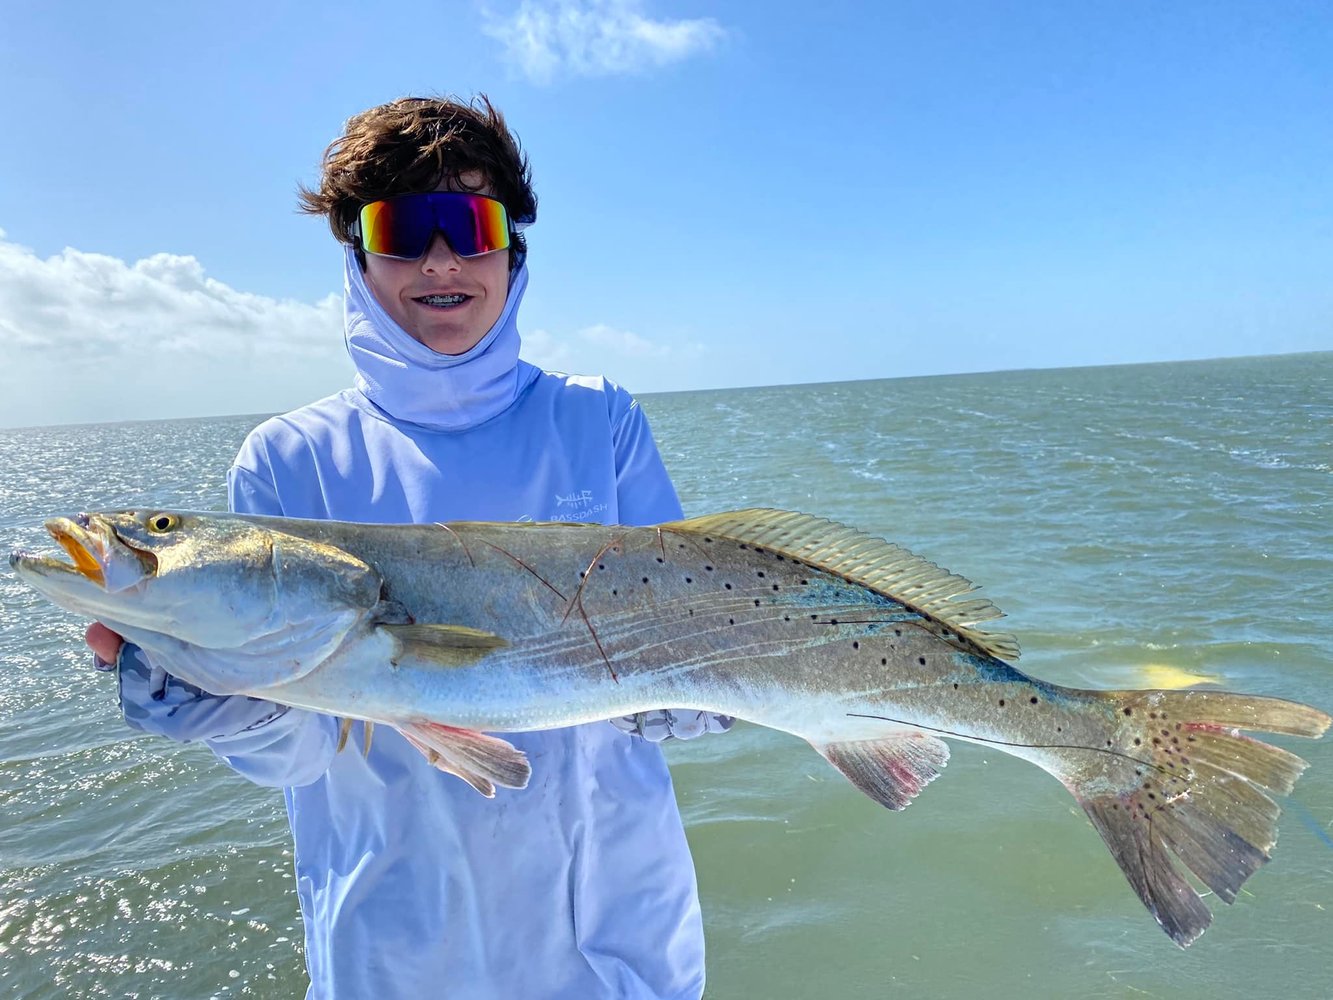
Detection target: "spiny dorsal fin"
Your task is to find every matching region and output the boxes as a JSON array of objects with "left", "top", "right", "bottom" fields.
[
  {"left": 666, "top": 508, "right": 1020, "bottom": 661},
  {"left": 380, "top": 624, "right": 509, "bottom": 667}
]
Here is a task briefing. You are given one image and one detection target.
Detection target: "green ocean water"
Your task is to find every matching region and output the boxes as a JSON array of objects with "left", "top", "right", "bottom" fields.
[{"left": 1, "top": 352, "right": 1330, "bottom": 999}]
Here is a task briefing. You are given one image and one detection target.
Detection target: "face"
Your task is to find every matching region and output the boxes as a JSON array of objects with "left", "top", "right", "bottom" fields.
[{"left": 361, "top": 171, "right": 513, "bottom": 355}]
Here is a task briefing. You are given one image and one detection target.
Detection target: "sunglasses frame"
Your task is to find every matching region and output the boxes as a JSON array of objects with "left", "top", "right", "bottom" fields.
[{"left": 352, "top": 191, "right": 518, "bottom": 261}]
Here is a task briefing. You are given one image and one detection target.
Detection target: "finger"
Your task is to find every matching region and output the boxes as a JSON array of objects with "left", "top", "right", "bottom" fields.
[{"left": 85, "top": 622, "right": 125, "bottom": 665}]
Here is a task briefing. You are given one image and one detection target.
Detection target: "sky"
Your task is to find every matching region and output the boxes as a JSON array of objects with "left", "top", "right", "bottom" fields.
[{"left": 0, "top": 0, "right": 1329, "bottom": 427}]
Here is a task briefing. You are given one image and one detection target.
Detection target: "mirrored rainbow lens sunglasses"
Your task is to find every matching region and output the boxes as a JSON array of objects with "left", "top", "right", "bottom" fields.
[{"left": 353, "top": 192, "right": 518, "bottom": 260}]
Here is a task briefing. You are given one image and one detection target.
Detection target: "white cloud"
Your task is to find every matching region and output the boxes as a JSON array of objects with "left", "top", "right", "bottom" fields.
[
  {"left": 578, "top": 322, "right": 676, "bottom": 357},
  {"left": 523, "top": 321, "right": 706, "bottom": 390},
  {"left": 483, "top": 0, "right": 726, "bottom": 83},
  {"left": 0, "top": 230, "right": 712, "bottom": 426},
  {"left": 0, "top": 232, "right": 348, "bottom": 427}
]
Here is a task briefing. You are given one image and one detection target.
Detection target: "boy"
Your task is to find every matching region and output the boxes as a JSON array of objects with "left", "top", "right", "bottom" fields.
[{"left": 89, "top": 95, "right": 728, "bottom": 999}]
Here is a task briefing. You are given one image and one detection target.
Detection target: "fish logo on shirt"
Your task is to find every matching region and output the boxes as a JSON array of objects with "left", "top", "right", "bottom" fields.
[{"left": 546, "top": 489, "right": 607, "bottom": 522}]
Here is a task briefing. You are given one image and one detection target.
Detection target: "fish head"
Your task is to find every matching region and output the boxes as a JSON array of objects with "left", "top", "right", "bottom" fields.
[{"left": 10, "top": 510, "right": 384, "bottom": 691}]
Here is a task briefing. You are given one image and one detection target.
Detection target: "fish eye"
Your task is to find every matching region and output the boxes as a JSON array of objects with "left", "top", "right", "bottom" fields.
[{"left": 147, "top": 513, "right": 179, "bottom": 533}]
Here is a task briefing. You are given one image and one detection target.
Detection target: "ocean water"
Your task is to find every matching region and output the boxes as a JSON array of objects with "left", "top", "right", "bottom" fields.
[{"left": 1, "top": 352, "right": 1330, "bottom": 999}]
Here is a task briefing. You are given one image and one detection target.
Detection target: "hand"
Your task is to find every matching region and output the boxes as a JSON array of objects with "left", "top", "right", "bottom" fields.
[{"left": 86, "top": 622, "right": 124, "bottom": 670}]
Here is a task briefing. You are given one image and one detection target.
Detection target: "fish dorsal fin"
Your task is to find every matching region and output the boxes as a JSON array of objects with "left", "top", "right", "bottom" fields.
[
  {"left": 380, "top": 624, "right": 509, "bottom": 667},
  {"left": 666, "top": 508, "right": 1020, "bottom": 661}
]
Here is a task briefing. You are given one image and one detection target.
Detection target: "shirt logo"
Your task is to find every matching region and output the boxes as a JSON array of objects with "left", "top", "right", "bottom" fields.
[
  {"left": 549, "top": 488, "right": 608, "bottom": 522},
  {"left": 556, "top": 489, "right": 595, "bottom": 508}
]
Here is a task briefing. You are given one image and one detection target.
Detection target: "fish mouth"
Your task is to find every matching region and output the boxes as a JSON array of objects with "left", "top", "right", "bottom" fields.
[
  {"left": 49, "top": 518, "right": 108, "bottom": 585},
  {"left": 21, "top": 514, "right": 158, "bottom": 590}
]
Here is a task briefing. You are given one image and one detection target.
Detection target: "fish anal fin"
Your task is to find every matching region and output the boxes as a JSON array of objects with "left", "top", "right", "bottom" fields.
[
  {"left": 380, "top": 623, "right": 508, "bottom": 667},
  {"left": 398, "top": 721, "right": 531, "bottom": 797},
  {"left": 817, "top": 733, "right": 949, "bottom": 810}
]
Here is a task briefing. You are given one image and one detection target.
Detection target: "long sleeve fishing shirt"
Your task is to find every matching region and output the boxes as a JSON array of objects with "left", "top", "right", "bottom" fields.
[{"left": 116, "top": 251, "right": 710, "bottom": 1000}]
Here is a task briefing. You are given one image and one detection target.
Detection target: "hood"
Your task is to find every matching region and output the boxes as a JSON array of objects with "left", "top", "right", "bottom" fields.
[{"left": 343, "top": 245, "right": 539, "bottom": 431}]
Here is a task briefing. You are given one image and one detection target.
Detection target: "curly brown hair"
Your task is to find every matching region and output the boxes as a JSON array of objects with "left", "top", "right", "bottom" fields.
[{"left": 297, "top": 94, "right": 537, "bottom": 261}]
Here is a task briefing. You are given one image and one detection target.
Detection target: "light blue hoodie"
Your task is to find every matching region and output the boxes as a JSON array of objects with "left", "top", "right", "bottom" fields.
[{"left": 118, "top": 248, "right": 711, "bottom": 999}]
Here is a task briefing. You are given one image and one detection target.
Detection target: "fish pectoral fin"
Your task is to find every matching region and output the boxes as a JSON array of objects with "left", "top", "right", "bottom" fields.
[
  {"left": 379, "top": 624, "right": 509, "bottom": 667},
  {"left": 397, "top": 722, "right": 531, "bottom": 798},
  {"left": 815, "top": 732, "right": 950, "bottom": 811}
]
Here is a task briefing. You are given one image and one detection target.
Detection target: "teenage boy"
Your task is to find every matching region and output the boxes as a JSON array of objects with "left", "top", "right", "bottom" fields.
[{"left": 88, "top": 95, "right": 729, "bottom": 1000}]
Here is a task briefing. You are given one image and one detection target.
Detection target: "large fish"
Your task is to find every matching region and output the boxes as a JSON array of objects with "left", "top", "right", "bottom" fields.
[{"left": 10, "top": 508, "right": 1329, "bottom": 946}]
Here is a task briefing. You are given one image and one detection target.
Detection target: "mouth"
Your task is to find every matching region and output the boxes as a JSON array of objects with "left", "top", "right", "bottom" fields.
[
  {"left": 49, "top": 517, "right": 107, "bottom": 586},
  {"left": 9, "top": 514, "right": 157, "bottom": 591},
  {"left": 413, "top": 293, "right": 472, "bottom": 309}
]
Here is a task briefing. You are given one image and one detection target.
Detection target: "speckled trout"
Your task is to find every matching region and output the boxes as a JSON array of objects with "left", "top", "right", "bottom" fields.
[{"left": 10, "top": 507, "right": 1328, "bottom": 946}]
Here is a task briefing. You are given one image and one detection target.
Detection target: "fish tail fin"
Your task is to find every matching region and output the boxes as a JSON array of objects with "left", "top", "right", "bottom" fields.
[{"left": 1064, "top": 689, "right": 1329, "bottom": 946}]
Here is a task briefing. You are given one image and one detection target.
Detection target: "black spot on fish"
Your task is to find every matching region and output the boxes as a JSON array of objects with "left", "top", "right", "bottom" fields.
[
  {"left": 656, "top": 557, "right": 664, "bottom": 563},
  {"left": 853, "top": 641, "right": 860, "bottom": 650},
  {"left": 753, "top": 599, "right": 761, "bottom": 606},
  {"left": 894, "top": 629, "right": 902, "bottom": 636},
  {"left": 705, "top": 565, "right": 713, "bottom": 572},
  {"left": 1123, "top": 708, "right": 1133, "bottom": 716},
  {"left": 685, "top": 577, "right": 693, "bottom": 583},
  {"left": 1134, "top": 738, "right": 1142, "bottom": 745},
  {"left": 724, "top": 583, "right": 732, "bottom": 590},
  {"left": 757, "top": 571, "right": 765, "bottom": 578},
  {"left": 917, "top": 656, "right": 926, "bottom": 665},
  {"left": 784, "top": 615, "right": 790, "bottom": 622},
  {"left": 883, "top": 658, "right": 889, "bottom": 666},
  {"left": 598, "top": 564, "right": 606, "bottom": 570},
  {"left": 729, "top": 618, "right": 735, "bottom": 625},
  {"left": 612, "top": 589, "right": 618, "bottom": 596},
  {"left": 642, "top": 577, "right": 649, "bottom": 584},
  {"left": 999, "top": 699, "right": 1006, "bottom": 707},
  {"left": 1030, "top": 697, "right": 1038, "bottom": 704},
  {"left": 772, "top": 584, "right": 779, "bottom": 591}
]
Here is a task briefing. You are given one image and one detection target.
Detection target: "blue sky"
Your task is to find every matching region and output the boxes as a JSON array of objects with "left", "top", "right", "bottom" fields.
[{"left": 0, "top": 1, "right": 1329, "bottom": 426}]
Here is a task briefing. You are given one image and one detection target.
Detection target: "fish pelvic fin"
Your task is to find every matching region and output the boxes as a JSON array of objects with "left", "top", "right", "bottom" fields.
[
  {"left": 1067, "top": 689, "right": 1330, "bottom": 947},
  {"left": 816, "top": 732, "right": 950, "bottom": 810},
  {"left": 398, "top": 722, "right": 531, "bottom": 798},
  {"left": 334, "top": 718, "right": 376, "bottom": 758}
]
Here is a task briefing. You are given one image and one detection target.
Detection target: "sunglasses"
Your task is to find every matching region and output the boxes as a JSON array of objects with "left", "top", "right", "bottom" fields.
[{"left": 353, "top": 191, "right": 517, "bottom": 260}]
